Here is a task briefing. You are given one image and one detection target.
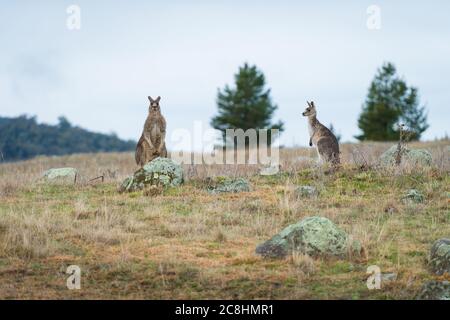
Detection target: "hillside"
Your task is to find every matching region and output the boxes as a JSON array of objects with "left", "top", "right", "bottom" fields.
[
  {"left": 0, "top": 115, "right": 135, "bottom": 161},
  {"left": 0, "top": 141, "right": 448, "bottom": 299}
]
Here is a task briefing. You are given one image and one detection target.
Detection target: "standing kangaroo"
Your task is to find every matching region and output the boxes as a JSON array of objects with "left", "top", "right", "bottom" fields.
[
  {"left": 302, "top": 101, "right": 340, "bottom": 165},
  {"left": 135, "top": 96, "right": 167, "bottom": 167}
]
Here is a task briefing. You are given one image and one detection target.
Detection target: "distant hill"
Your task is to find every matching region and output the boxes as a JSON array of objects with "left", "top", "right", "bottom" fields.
[{"left": 0, "top": 115, "right": 136, "bottom": 161}]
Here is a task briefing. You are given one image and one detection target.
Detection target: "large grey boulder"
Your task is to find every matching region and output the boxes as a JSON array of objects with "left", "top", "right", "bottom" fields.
[
  {"left": 416, "top": 281, "right": 450, "bottom": 300},
  {"left": 119, "top": 157, "right": 183, "bottom": 192},
  {"left": 380, "top": 145, "right": 432, "bottom": 167},
  {"left": 255, "top": 216, "right": 360, "bottom": 259},
  {"left": 208, "top": 177, "right": 251, "bottom": 194},
  {"left": 429, "top": 238, "right": 450, "bottom": 276},
  {"left": 42, "top": 167, "right": 78, "bottom": 184}
]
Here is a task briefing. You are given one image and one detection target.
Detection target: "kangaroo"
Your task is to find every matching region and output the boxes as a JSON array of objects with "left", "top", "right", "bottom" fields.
[
  {"left": 302, "top": 101, "right": 340, "bottom": 165},
  {"left": 135, "top": 96, "right": 167, "bottom": 167}
]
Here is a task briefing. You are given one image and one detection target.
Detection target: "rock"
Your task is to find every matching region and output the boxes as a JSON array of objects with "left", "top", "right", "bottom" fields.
[
  {"left": 208, "top": 177, "right": 251, "bottom": 194},
  {"left": 381, "top": 273, "right": 397, "bottom": 283},
  {"left": 407, "top": 149, "right": 433, "bottom": 166},
  {"left": 256, "top": 216, "right": 358, "bottom": 259},
  {"left": 416, "top": 281, "right": 450, "bottom": 300},
  {"left": 380, "top": 145, "right": 432, "bottom": 167},
  {"left": 429, "top": 238, "right": 450, "bottom": 276},
  {"left": 402, "top": 189, "right": 424, "bottom": 204},
  {"left": 42, "top": 167, "right": 78, "bottom": 184},
  {"left": 295, "top": 185, "right": 318, "bottom": 198},
  {"left": 259, "top": 164, "right": 280, "bottom": 176},
  {"left": 119, "top": 157, "right": 183, "bottom": 192}
]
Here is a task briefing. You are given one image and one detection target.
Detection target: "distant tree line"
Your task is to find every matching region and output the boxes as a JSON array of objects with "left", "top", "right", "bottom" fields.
[{"left": 0, "top": 115, "right": 135, "bottom": 161}]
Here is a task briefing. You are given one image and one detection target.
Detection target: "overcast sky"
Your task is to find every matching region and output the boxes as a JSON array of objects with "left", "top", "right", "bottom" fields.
[{"left": 1, "top": 1, "right": 449, "bottom": 150}]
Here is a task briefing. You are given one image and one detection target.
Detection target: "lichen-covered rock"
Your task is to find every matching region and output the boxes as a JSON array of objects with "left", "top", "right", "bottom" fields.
[
  {"left": 42, "top": 167, "right": 78, "bottom": 184},
  {"left": 416, "top": 281, "right": 450, "bottom": 300},
  {"left": 255, "top": 216, "right": 358, "bottom": 259},
  {"left": 119, "top": 157, "right": 183, "bottom": 192},
  {"left": 408, "top": 149, "right": 433, "bottom": 165},
  {"left": 380, "top": 145, "right": 432, "bottom": 167},
  {"left": 402, "top": 189, "right": 424, "bottom": 204},
  {"left": 208, "top": 177, "right": 251, "bottom": 194},
  {"left": 295, "top": 185, "right": 318, "bottom": 198},
  {"left": 429, "top": 238, "right": 450, "bottom": 276}
]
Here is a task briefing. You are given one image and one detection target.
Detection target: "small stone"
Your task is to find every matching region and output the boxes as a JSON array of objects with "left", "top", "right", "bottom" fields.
[
  {"left": 381, "top": 273, "right": 397, "bottom": 282},
  {"left": 295, "top": 185, "right": 318, "bottom": 198},
  {"left": 402, "top": 189, "right": 424, "bottom": 204},
  {"left": 42, "top": 167, "right": 78, "bottom": 184},
  {"left": 208, "top": 177, "right": 251, "bottom": 194},
  {"left": 429, "top": 238, "right": 450, "bottom": 276}
]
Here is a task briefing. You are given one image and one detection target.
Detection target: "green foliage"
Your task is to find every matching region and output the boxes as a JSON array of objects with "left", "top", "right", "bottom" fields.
[
  {"left": 0, "top": 115, "right": 135, "bottom": 161},
  {"left": 356, "top": 62, "right": 429, "bottom": 141},
  {"left": 210, "top": 63, "right": 284, "bottom": 145}
]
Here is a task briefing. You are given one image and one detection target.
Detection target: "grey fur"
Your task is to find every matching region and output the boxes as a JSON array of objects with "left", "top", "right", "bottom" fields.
[
  {"left": 302, "top": 101, "right": 340, "bottom": 165},
  {"left": 135, "top": 96, "right": 168, "bottom": 167}
]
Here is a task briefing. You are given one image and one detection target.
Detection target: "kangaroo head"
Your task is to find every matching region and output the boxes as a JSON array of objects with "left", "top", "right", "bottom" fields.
[
  {"left": 302, "top": 101, "right": 316, "bottom": 117},
  {"left": 148, "top": 96, "right": 161, "bottom": 112}
]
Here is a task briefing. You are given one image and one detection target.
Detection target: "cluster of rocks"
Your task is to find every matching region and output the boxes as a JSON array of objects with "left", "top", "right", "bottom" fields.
[
  {"left": 40, "top": 157, "right": 254, "bottom": 196},
  {"left": 417, "top": 238, "right": 450, "bottom": 300},
  {"left": 381, "top": 146, "right": 448, "bottom": 299}
]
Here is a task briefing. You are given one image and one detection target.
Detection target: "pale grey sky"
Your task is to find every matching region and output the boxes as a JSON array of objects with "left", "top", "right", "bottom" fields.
[{"left": 1, "top": 1, "right": 449, "bottom": 150}]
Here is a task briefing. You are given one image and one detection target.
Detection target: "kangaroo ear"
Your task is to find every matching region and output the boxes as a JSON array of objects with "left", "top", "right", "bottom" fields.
[
  {"left": 148, "top": 96, "right": 154, "bottom": 102},
  {"left": 156, "top": 96, "right": 161, "bottom": 103},
  {"left": 306, "top": 101, "right": 312, "bottom": 108},
  {"left": 310, "top": 101, "right": 315, "bottom": 108}
]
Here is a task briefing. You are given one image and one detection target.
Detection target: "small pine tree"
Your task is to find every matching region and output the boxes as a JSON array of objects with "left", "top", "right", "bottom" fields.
[
  {"left": 210, "top": 63, "right": 284, "bottom": 146},
  {"left": 356, "top": 62, "right": 428, "bottom": 141}
]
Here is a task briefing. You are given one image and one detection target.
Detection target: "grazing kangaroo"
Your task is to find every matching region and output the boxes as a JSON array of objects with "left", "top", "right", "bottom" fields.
[
  {"left": 135, "top": 96, "right": 167, "bottom": 167},
  {"left": 302, "top": 101, "right": 340, "bottom": 165}
]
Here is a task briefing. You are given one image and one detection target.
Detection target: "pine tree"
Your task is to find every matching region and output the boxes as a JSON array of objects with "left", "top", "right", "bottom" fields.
[
  {"left": 356, "top": 62, "right": 428, "bottom": 141},
  {"left": 211, "top": 63, "right": 284, "bottom": 146}
]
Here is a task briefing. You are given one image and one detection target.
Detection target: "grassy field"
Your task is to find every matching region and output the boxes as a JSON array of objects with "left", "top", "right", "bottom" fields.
[{"left": 0, "top": 141, "right": 448, "bottom": 299}]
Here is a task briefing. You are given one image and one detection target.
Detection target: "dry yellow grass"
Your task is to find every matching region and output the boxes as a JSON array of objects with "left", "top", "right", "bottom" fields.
[{"left": 0, "top": 140, "right": 448, "bottom": 299}]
